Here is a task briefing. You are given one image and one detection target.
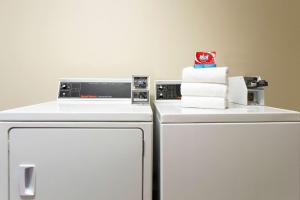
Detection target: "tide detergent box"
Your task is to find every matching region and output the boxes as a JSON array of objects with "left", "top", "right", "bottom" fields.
[{"left": 194, "top": 51, "right": 216, "bottom": 68}]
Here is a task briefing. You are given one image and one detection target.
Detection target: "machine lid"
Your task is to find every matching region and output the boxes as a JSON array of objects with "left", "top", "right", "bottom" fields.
[
  {"left": 154, "top": 101, "right": 300, "bottom": 123},
  {"left": 0, "top": 101, "right": 152, "bottom": 122}
]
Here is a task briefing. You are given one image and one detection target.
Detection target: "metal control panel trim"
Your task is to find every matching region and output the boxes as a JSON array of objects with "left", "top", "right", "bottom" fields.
[{"left": 132, "top": 75, "right": 150, "bottom": 104}]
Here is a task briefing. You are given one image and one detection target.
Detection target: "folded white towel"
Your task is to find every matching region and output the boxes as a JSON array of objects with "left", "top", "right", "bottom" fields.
[
  {"left": 182, "top": 66, "right": 228, "bottom": 84},
  {"left": 181, "top": 96, "right": 228, "bottom": 109},
  {"left": 181, "top": 83, "right": 228, "bottom": 98}
]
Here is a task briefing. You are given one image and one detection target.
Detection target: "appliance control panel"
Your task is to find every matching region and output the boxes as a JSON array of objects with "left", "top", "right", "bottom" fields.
[
  {"left": 132, "top": 90, "right": 149, "bottom": 103},
  {"left": 131, "top": 75, "right": 150, "bottom": 104},
  {"left": 132, "top": 76, "right": 149, "bottom": 89},
  {"left": 244, "top": 76, "right": 268, "bottom": 89},
  {"left": 58, "top": 79, "right": 131, "bottom": 99},
  {"left": 155, "top": 80, "right": 181, "bottom": 100},
  {"left": 229, "top": 76, "right": 267, "bottom": 105}
]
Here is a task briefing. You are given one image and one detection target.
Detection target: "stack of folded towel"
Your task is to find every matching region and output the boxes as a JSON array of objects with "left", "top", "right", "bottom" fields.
[{"left": 181, "top": 66, "right": 229, "bottom": 109}]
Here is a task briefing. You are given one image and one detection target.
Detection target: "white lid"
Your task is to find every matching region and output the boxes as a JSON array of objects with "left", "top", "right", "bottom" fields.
[
  {"left": 154, "top": 101, "right": 300, "bottom": 123},
  {"left": 0, "top": 101, "right": 152, "bottom": 122}
]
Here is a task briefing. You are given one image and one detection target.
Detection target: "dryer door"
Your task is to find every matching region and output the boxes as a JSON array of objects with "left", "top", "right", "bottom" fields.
[{"left": 9, "top": 128, "right": 143, "bottom": 200}]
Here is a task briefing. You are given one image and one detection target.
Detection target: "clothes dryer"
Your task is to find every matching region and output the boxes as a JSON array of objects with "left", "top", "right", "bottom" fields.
[
  {"left": 154, "top": 80, "right": 300, "bottom": 200},
  {"left": 0, "top": 78, "right": 152, "bottom": 200}
]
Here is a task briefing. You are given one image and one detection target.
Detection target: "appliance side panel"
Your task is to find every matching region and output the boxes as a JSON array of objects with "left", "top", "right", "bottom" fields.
[
  {"left": 160, "top": 122, "right": 300, "bottom": 200},
  {"left": 153, "top": 116, "right": 161, "bottom": 200},
  {"left": 0, "top": 123, "right": 10, "bottom": 200}
]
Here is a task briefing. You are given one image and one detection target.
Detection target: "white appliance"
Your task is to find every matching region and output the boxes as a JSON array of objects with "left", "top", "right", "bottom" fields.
[
  {"left": 154, "top": 80, "right": 300, "bottom": 200},
  {"left": 0, "top": 78, "right": 153, "bottom": 200}
]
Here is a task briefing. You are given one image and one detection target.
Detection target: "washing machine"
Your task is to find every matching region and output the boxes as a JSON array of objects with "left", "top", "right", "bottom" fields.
[
  {"left": 0, "top": 78, "right": 152, "bottom": 200},
  {"left": 153, "top": 80, "right": 300, "bottom": 200}
]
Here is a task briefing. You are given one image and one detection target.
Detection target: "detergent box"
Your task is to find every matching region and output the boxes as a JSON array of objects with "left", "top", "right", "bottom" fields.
[{"left": 194, "top": 51, "right": 216, "bottom": 68}]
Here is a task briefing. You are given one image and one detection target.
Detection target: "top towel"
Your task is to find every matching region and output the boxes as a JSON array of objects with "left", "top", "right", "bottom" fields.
[{"left": 182, "top": 66, "right": 228, "bottom": 84}]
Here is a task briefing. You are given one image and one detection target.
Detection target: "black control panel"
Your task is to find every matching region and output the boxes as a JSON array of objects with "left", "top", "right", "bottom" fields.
[
  {"left": 59, "top": 81, "right": 131, "bottom": 99},
  {"left": 156, "top": 83, "right": 181, "bottom": 100}
]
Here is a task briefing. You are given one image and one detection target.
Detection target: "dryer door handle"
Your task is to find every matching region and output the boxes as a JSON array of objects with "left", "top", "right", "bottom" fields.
[{"left": 19, "top": 164, "right": 36, "bottom": 197}]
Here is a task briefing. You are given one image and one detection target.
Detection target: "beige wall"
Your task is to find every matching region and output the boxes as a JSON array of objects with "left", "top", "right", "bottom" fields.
[{"left": 0, "top": 0, "right": 299, "bottom": 111}]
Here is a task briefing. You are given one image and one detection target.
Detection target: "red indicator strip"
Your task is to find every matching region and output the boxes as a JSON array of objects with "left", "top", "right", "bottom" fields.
[{"left": 80, "top": 95, "right": 97, "bottom": 98}]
